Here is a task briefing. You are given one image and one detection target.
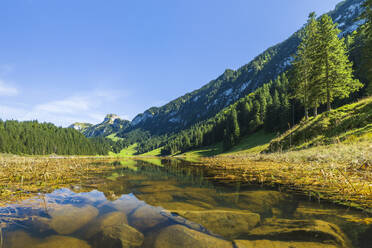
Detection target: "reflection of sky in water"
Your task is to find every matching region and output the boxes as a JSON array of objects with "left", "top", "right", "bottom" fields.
[
  {"left": 46, "top": 189, "right": 108, "bottom": 206},
  {"left": 0, "top": 189, "right": 147, "bottom": 230}
]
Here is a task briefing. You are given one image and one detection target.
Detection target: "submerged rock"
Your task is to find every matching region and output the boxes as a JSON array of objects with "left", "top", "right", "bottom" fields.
[
  {"left": 49, "top": 204, "right": 99, "bottom": 234},
  {"left": 221, "top": 190, "right": 293, "bottom": 216},
  {"left": 184, "top": 199, "right": 215, "bottom": 209},
  {"left": 234, "top": 240, "right": 338, "bottom": 248},
  {"left": 111, "top": 195, "right": 145, "bottom": 215},
  {"left": 136, "top": 192, "right": 174, "bottom": 206},
  {"left": 81, "top": 211, "right": 128, "bottom": 239},
  {"left": 5, "top": 231, "right": 91, "bottom": 248},
  {"left": 35, "top": 235, "right": 91, "bottom": 248},
  {"left": 173, "top": 210, "right": 260, "bottom": 238},
  {"left": 129, "top": 205, "right": 168, "bottom": 231},
  {"left": 160, "top": 201, "right": 207, "bottom": 211},
  {"left": 171, "top": 187, "right": 218, "bottom": 205},
  {"left": 83, "top": 211, "right": 144, "bottom": 248},
  {"left": 30, "top": 216, "right": 53, "bottom": 232},
  {"left": 248, "top": 218, "right": 350, "bottom": 248},
  {"left": 137, "top": 183, "right": 181, "bottom": 193},
  {"left": 294, "top": 202, "right": 372, "bottom": 225},
  {"left": 294, "top": 202, "right": 372, "bottom": 246},
  {"left": 5, "top": 230, "right": 39, "bottom": 248},
  {"left": 153, "top": 224, "right": 234, "bottom": 248}
]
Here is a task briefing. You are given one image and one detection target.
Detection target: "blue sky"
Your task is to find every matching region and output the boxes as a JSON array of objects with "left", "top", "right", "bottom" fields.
[{"left": 0, "top": 0, "right": 341, "bottom": 126}]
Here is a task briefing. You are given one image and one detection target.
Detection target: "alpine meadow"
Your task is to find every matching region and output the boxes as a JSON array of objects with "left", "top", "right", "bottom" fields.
[{"left": 0, "top": 0, "right": 371, "bottom": 248}]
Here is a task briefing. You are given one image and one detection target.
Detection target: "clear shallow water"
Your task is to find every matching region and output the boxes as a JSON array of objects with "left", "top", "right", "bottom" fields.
[{"left": 0, "top": 159, "right": 371, "bottom": 248}]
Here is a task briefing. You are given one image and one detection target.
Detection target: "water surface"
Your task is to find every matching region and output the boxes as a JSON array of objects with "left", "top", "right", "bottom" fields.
[{"left": 0, "top": 159, "right": 371, "bottom": 248}]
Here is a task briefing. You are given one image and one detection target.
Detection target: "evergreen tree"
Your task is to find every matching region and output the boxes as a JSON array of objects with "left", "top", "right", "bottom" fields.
[
  {"left": 265, "top": 89, "right": 280, "bottom": 131},
  {"left": 231, "top": 109, "right": 240, "bottom": 143},
  {"left": 315, "top": 14, "right": 363, "bottom": 111},
  {"left": 292, "top": 12, "right": 319, "bottom": 119}
]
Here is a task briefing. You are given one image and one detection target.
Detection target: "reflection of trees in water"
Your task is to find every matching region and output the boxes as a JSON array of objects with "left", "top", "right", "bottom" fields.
[{"left": 106, "top": 159, "right": 216, "bottom": 190}]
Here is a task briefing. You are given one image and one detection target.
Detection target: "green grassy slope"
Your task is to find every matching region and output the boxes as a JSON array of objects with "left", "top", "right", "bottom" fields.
[
  {"left": 109, "top": 143, "right": 138, "bottom": 157},
  {"left": 266, "top": 97, "right": 372, "bottom": 153},
  {"left": 176, "top": 97, "right": 372, "bottom": 159},
  {"left": 106, "top": 133, "right": 123, "bottom": 142},
  {"left": 177, "top": 143, "right": 223, "bottom": 158},
  {"left": 224, "top": 131, "right": 276, "bottom": 155},
  {"left": 178, "top": 130, "right": 275, "bottom": 158},
  {"left": 141, "top": 147, "right": 163, "bottom": 156}
]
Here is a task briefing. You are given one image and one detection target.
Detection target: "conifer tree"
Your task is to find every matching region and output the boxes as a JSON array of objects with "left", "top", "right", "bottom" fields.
[
  {"left": 292, "top": 12, "right": 318, "bottom": 119},
  {"left": 231, "top": 109, "right": 240, "bottom": 142},
  {"left": 315, "top": 14, "right": 363, "bottom": 111}
]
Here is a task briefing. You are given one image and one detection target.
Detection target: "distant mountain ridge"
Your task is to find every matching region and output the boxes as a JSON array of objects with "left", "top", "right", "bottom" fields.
[
  {"left": 68, "top": 122, "right": 92, "bottom": 132},
  {"left": 72, "top": 0, "right": 366, "bottom": 139},
  {"left": 70, "top": 114, "right": 130, "bottom": 138}
]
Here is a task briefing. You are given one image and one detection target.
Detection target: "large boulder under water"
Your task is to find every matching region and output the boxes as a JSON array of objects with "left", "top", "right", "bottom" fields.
[
  {"left": 129, "top": 205, "right": 168, "bottom": 232},
  {"left": 81, "top": 211, "right": 144, "bottom": 248},
  {"left": 48, "top": 204, "right": 99, "bottom": 234},
  {"left": 5, "top": 231, "right": 91, "bottom": 248},
  {"left": 172, "top": 209, "right": 260, "bottom": 238},
  {"left": 247, "top": 218, "right": 350, "bottom": 248},
  {"left": 151, "top": 224, "right": 233, "bottom": 248}
]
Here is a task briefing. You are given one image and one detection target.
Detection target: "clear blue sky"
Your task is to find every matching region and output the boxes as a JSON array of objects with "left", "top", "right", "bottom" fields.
[{"left": 0, "top": 0, "right": 341, "bottom": 126}]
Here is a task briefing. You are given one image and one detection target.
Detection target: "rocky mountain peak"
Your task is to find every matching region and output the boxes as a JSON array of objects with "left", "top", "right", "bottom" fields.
[
  {"left": 103, "top": 114, "right": 121, "bottom": 124},
  {"left": 68, "top": 123, "right": 92, "bottom": 132}
]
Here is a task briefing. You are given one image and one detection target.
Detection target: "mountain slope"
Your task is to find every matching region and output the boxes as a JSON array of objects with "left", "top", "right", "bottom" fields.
[
  {"left": 68, "top": 122, "right": 93, "bottom": 133},
  {"left": 70, "top": 114, "right": 130, "bottom": 138},
  {"left": 74, "top": 0, "right": 366, "bottom": 140},
  {"left": 123, "top": 0, "right": 365, "bottom": 136}
]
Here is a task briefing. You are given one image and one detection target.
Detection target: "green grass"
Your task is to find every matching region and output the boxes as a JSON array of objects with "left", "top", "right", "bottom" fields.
[
  {"left": 178, "top": 143, "right": 223, "bottom": 159},
  {"left": 224, "top": 130, "right": 276, "bottom": 155},
  {"left": 178, "top": 130, "right": 275, "bottom": 158},
  {"left": 109, "top": 143, "right": 138, "bottom": 157},
  {"left": 106, "top": 133, "right": 123, "bottom": 142},
  {"left": 141, "top": 147, "right": 163, "bottom": 156},
  {"left": 266, "top": 96, "right": 372, "bottom": 153}
]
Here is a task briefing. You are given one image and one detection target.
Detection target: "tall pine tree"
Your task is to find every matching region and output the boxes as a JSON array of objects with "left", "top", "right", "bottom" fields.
[
  {"left": 315, "top": 14, "right": 363, "bottom": 111},
  {"left": 292, "top": 12, "right": 319, "bottom": 119}
]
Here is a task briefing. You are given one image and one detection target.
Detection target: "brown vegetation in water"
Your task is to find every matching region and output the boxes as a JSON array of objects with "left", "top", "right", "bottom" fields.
[
  {"left": 0, "top": 156, "right": 117, "bottom": 204},
  {"left": 202, "top": 152, "right": 372, "bottom": 212}
]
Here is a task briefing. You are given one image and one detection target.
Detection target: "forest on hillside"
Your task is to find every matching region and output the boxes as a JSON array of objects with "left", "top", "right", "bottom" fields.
[
  {"left": 0, "top": 120, "right": 126, "bottom": 155},
  {"left": 138, "top": 3, "right": 372, "bottom": 156}
]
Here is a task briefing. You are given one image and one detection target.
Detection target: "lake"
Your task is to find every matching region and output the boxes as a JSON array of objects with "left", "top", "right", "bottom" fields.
[{"left": 0, "top": 158, "right": 371, "bottom": 248}]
